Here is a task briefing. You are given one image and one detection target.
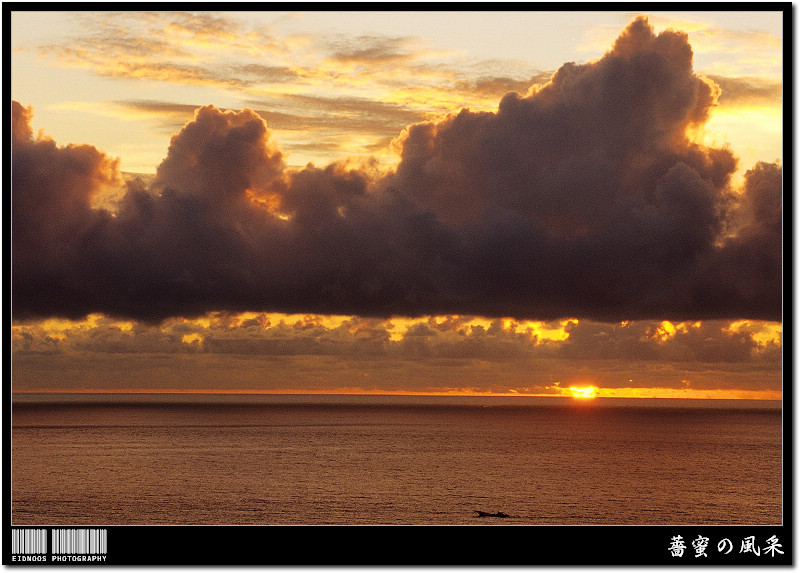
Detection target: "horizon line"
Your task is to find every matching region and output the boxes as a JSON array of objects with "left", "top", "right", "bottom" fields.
[{"left": 10, "top": 388, "right": 783, "bottom": 401}]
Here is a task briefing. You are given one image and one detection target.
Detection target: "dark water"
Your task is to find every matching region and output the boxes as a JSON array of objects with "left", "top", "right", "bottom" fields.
[{"left": 11, "top": 395, "right": 783, "bottom": 525}]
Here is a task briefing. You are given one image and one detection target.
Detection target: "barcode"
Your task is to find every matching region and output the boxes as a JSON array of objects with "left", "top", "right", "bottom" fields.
[
  {"left": 11, "top": 529, "right": 47, "bottom": 554},
  {"left": 52, "top": 528, "right": 107, "bottom": 555}
]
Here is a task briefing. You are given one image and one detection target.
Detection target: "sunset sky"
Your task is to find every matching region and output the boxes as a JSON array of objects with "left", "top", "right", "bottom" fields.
[{"left": 10, "top": 10, "right": 784, "bottom": 400}]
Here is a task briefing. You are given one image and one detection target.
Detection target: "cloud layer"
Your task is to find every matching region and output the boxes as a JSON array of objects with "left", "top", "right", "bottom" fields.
[
  {"left": 12, "top": 17, "right": 782, "bottom": 324},
  {"left": 12, "top": 313, "right": 781, "bottom": 395}
]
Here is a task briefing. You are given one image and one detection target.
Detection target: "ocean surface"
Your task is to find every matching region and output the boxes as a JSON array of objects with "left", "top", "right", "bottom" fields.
[{"left": 11, "top": 394, "right": 783, "bottom": 526}]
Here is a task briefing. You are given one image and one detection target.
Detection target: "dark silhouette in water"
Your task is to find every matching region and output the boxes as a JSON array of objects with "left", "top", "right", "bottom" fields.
[{"left": 474, "top": 510, "right": 511, "bottom": 518}]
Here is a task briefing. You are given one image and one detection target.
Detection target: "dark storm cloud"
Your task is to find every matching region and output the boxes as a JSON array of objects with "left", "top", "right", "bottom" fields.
[{"left": 12, "top": 17, "right": 782, "bottom": 324}]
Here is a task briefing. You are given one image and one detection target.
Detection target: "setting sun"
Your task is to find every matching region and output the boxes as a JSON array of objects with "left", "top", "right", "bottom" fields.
[{"left": 570, "top": 386, "right": 598, "bottom": 399}]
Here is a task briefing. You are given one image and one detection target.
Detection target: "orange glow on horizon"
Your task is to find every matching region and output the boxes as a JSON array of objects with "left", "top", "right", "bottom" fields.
[
  {"left": 12, "top": 386, "right": 781, "bottom": 401},
  {"left": 594, "top": 386, "right": 782, "bottom": 401}
]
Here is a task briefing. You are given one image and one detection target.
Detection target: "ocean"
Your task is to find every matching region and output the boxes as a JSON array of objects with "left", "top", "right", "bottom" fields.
[{"left": 11, "top": 394, "right": 783, "bottom": 526}]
